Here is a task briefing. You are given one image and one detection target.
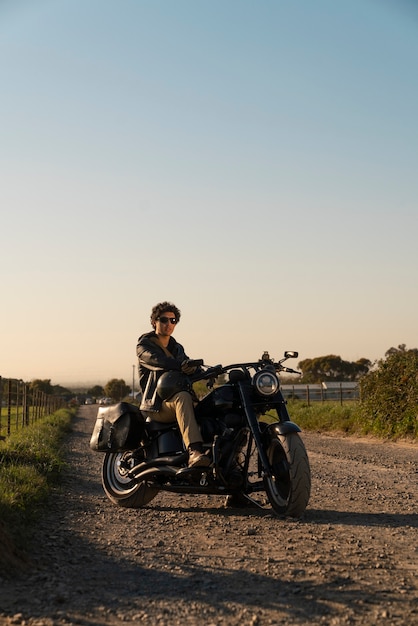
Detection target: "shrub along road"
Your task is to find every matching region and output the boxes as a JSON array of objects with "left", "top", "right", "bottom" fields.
[{"left": 0, "top": 405, "right": 417, "bottom": 625}]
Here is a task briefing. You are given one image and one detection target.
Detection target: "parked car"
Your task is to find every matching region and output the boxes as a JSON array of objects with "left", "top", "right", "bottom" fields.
[{"left": 98, "top": 397, "right": 113, "bottom": 405}]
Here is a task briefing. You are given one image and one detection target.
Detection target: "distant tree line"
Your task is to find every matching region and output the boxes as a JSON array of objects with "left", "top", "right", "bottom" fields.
[
  {"left": 82, "top": 379, "right": 131, "bottom": 402},
  {"left": 0, "top": 378, "right": 132, "bottom": 404},
  {"left": 297, "top": 355, "right": 372, "bottom": 383}
]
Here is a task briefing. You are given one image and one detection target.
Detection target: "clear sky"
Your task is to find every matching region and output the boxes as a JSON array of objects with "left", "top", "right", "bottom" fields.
[{"left": 1, "top": 0, "right": 417, "bottom": 387}]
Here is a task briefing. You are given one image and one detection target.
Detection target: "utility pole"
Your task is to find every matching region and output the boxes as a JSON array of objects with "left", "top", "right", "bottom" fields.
[{"left": 132, "top": 364, "right": 135, "bottom": 400}]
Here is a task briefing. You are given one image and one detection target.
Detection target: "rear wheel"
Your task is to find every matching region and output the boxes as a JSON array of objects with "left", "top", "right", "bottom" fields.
[
  {"left": 102, "top": 451, "right": 159, "bottom": 508},
  {"left": 263, "top": 433, "right": 311, "bottom": 517}
]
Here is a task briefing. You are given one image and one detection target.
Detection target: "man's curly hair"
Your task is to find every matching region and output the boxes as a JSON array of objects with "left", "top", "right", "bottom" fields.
[{"left": 150, "top": 301, "right": 181, "bottom": 328}]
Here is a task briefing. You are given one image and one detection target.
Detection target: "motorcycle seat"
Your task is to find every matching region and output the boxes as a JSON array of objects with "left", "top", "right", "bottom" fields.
[{"left": 145, "top": 417, "right": 177, "bottom": 431}]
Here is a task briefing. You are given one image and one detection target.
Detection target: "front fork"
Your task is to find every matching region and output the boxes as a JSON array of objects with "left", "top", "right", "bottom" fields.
[
  {"left": 237, "top": 383, "right": 302, "bottom": 479},
  {"left": 237, "top": 383, "right": 273, "bottom": 479}
]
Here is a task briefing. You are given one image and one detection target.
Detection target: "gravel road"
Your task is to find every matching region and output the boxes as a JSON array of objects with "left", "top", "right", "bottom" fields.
[{"left": 0, "top": 405, "right": 417, "bottom": 626}]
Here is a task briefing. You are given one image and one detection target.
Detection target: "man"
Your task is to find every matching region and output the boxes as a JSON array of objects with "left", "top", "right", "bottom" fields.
[{"left": 136, "top": 301, "right": 210, "bottom": 468}]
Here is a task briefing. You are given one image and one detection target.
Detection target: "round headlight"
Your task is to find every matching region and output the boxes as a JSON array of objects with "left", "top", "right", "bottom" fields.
[{"left": 253, "top": 370, "right": 279, "bottom": 396}]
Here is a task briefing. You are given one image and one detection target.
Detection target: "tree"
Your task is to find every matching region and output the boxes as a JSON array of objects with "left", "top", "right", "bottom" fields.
[
  {"left": 30, "top": 379, "right": 54, "bottom": 394},
  {"left": 87, "top": 385, "right": 104, "bottom": 398},
  {"left": 104, "top": 379, "right": 130, "bottom": 401},
  {"left": 30, "top": 380, "right": 72, "bottom": 398},
  {"left": 298, "top": 355, "right": 372, "bottom": 383},
  {"left": 52, "top": 384, "right": 69, "bottom": 394},
  {"left": 385, "top": 344, "right": 418, "bottom": 358}
]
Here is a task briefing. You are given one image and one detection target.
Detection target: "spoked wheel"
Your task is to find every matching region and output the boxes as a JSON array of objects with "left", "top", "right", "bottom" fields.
[
  {"left": 102, "top": 451, "right": 159, "bottom": 508},
  {"left": 263, "top": 433, "right": 311, "bottom": 517}
]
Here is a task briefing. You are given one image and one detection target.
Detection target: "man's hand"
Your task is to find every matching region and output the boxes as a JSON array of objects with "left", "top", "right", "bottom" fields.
[{"left": 181, "top": 359, "right": 197, "bottom": 375}]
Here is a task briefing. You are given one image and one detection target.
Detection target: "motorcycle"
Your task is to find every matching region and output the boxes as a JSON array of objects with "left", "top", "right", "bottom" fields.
[{"left": 90, "top": 351, "right": 311, "bottom": 517}]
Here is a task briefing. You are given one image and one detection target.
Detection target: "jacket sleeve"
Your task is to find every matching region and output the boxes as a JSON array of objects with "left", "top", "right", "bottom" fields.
[{"left": 136, "top": 338, "right": 182, "bottom": 371}]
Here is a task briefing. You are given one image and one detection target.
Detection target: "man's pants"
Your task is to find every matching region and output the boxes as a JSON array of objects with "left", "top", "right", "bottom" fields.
[{"left": 144, "top": 391, "right": 202, "bottom": 449}]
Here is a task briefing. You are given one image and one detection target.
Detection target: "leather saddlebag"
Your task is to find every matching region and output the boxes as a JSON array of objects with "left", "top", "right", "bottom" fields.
[{"left": 89, "top": 402, "right": 146, "bottom": 452}]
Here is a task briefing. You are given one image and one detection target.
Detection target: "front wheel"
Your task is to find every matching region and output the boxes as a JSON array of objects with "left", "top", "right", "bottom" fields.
[
  {"left": 102, "top": 451, "right": 159, "bottom": 508},
  {"left": 263, "top": 433, "right": 311, "bottom": 518}
]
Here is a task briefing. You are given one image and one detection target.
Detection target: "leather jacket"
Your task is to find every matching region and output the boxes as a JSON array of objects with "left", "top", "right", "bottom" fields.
[{"left": 136, "top": 331, "right": 189, "bottom": 412}]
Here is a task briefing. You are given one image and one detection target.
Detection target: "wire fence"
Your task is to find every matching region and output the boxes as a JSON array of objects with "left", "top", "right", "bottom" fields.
[
  {"left": 281, "top": 382, "right": 360, "bottom": 405},
  {"left": 0, "top": 376, "right": 66, "bottom": 440}
]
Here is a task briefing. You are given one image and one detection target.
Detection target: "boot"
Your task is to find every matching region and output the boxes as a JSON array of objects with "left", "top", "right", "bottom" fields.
[{"left": 188, "top": 444, "right": 211, "bottom": 468}]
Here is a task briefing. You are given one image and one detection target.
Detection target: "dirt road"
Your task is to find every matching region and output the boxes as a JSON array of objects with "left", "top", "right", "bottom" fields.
[{"left": 0, "top": 405, "right": 417, "bottom": 625}]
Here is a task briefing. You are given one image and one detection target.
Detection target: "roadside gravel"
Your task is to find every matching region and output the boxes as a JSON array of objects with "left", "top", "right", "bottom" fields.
[{"left": 0, "top": 405, "right": 417, "bottom": 626}]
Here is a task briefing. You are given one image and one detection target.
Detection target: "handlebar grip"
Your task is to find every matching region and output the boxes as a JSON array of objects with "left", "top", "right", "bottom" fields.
[{"left": 202, "top": 365, "right": 223, "bottom": 378}]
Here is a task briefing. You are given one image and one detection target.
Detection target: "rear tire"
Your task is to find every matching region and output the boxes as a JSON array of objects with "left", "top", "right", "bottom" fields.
[
  {"left": 102, "top": 451, "right": 159, "bottom": 508},
  {"left": 263, "top": 433, "right": 311, "bottom": 518}
]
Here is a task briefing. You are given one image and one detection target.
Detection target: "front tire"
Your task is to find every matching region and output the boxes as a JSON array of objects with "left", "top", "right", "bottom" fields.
[
  {"left": 102, "top": 451, "right": 159, "bottom": 508},
  {"left": 263, "top": 433, "right": 311, "bottom": 518}
]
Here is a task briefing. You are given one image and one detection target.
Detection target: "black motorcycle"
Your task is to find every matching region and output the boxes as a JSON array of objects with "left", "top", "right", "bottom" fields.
[{"left": 90, "top": 351, "right": 311, "bottom": 517}]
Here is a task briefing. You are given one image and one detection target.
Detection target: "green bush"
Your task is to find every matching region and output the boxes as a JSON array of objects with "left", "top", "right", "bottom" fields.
[{"left": 358, "top": 349, "right": 418, "bottom": 438}]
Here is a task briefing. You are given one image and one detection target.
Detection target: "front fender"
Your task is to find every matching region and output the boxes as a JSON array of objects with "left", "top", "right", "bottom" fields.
[{"left": 266, "top": 421, "right": 301, "bottom": 437}]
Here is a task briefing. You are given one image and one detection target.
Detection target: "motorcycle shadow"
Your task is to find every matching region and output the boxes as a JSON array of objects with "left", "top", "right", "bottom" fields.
[
  {"left": 147, "top": 498, "right": 289, "bottom": 519},
  {"left": 306, "top": 508, "right": 418, "bottom": 529},
  {"left": 148, "top": 502, "right": 418, "bottom": 528}
]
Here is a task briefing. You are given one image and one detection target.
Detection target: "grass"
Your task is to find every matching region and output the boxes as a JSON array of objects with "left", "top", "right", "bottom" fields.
[
  {"left": 0, "top": 408, "right": 74, "bottom": 553},
  {"left": 269, "top": 400, "right": 417, "bottom": 440},
  {"left": 283, "top": 400, "right": 361, "bottom": 435}
]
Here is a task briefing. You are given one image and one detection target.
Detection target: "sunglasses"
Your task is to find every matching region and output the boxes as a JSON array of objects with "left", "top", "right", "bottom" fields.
[{"left": 157, "top": 316, "right": 178, "bottom": 325}]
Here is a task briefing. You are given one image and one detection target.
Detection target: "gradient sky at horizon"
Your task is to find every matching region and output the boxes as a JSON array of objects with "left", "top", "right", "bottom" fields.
[{"left": 1, "top": 0, "right": 417, "bottom": 386}]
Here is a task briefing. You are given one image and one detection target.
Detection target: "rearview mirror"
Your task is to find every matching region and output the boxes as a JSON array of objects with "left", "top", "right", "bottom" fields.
[{"left": 284, "top": 351, "right": 298, "bottom": 359}]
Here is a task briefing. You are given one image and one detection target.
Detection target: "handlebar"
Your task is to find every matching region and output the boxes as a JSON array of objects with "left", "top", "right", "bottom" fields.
[
  {"left": 282, "top": 367, "right": 302, "bottom": 375},
  {"left": 187, "top": 352, "right": 301, "bottom": 382},
  {"left": 189, "top": 364, "right": 223, "bottom": 383}
]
